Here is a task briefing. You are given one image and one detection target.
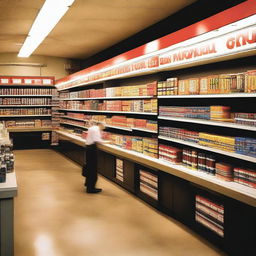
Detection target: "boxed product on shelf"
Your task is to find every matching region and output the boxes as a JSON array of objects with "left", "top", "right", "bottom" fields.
[
  {"left": 215, "top": 163, "right": 233, "bottom": 182},
  {"left": 145, "top": 120, "right": 157, "bottom": 131},
  {"left": 235, "top": 137, "right": 256, "bottom": 157},
  {"left": 178, "top": 78, "right": 199, "bottom": 95},
  {"left": 142, "top": 138, "right": 158, "bottom": 158},
  {"left": 245, "top": 70, "right": 256, "bottom": 93},
  {"left": 198, "top": 71, "right": 254, "bottom": 94},
  {"left": 234, "top": 113, "right": 256, "bottom": 127},
  {"left": 210, "top": 106, "right": 231, "bottom": 121},
  {"left": 195, "top": 195, "right": 224, "bottom": 237},
  {"left": 122, "top": 100, "right": 132, "bottom": 112},
  {"left": 158, "top": 77, "right": 179, "bottom": 96},
  {"left": 103, "top": 132, "right": 158, "bottom": 158},
  {"left": 41, "top": 120, "right": 52, "bottom": 127},
  {"left": 182, "top": 148, "right": 216, "bottom": 174},
  {"left": 159, "top": 144, "right": 182, "bottom": 163},
  {"left": 199, "top": 133, "right": 235, "bottom": 152},
  {"left": 139, "top": 169, "right": 158, "bottom": 200},
  {"left": 159, "top": 106, "right": 211, "bottom": 119},
  {"left": 105, "top": 100, "right": 122, "bottom": 111},
  {"left": 233, "top": 167, "right": 256, "bottom": 189}
]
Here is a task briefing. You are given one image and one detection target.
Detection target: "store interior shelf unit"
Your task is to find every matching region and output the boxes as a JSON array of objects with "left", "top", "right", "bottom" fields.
[
  {"left": 158, "top": 136, "right": 256, "bottom": 164},
  {"left": 56, "top": 130, "right": 256, "bottom": 207},
  {"left": 158, "top": 116, "right": 256, "bottom": 131}
]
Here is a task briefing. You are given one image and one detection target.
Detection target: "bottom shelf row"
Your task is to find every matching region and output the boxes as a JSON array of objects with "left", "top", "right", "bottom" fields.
[{"left": 115, "top": 158, "right": 224, "bottom": 238}]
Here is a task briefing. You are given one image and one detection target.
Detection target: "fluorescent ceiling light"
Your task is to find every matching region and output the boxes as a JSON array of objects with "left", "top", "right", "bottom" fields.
[{"left": 18, "top": 0, "right": 75, "bottom": 57}]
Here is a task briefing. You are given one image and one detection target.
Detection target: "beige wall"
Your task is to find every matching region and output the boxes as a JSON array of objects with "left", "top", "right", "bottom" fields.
[{"left": 0, "top": 53, "right": 70, "bottom": 80}]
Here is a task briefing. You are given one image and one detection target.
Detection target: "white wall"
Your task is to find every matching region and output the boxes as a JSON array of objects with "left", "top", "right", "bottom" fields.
[{"left": 0, "top": 53, "right": 70, "bottom": 80}]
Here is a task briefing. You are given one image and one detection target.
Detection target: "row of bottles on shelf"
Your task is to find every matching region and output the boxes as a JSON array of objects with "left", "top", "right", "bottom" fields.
[{"left": 0, "top": 123, "right": 14, "bottom": 183}]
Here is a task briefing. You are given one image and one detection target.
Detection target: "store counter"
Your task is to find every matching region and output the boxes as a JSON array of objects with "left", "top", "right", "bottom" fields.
[{"left": 0, "top": 172, "right": 17, "bottom": 256}]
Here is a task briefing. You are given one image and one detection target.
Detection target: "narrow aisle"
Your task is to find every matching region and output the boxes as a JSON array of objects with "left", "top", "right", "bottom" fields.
[{"left": 14, "top": 149, "right": 225, "bottom": 256}]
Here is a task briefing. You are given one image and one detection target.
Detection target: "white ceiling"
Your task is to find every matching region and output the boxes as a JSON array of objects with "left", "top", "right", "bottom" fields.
[{"left": 0, "top": 0, "right": 196, "bottom": 59}]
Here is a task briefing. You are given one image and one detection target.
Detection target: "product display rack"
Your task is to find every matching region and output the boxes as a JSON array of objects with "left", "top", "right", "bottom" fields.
[
  {"left": 56, "top": 58, "right": 256, "bottom": 256},
  {"left": 55, "top": 6, "right": 256, "bottom": 254},
  {"left": 0, "top": 76, "right": 57, "bottom": 148}
]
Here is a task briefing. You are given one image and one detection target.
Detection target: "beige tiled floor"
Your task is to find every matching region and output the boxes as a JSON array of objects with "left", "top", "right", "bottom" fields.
[{"left": 14, "top": 149, "right": 226, "bottom": 256}]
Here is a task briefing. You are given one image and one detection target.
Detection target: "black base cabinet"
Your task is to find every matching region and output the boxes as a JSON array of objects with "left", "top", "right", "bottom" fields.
[
  {"left": 11, "top": 132, "right": 52, "bottom": 150},
  {"left": 97, "top": 150, "right": 115, "bottom": 178},
  {"left": 225, "top": 199, "right": 256, "bottom": 256},
  {"left": 57, "top": 140, "right": 85, "bottom": 166},
  {"left": 57, "top": 145, "right": 256, "bottom": 256},
  {"left": 172, "top": 178, "right": 193, "bottom": 225}
]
